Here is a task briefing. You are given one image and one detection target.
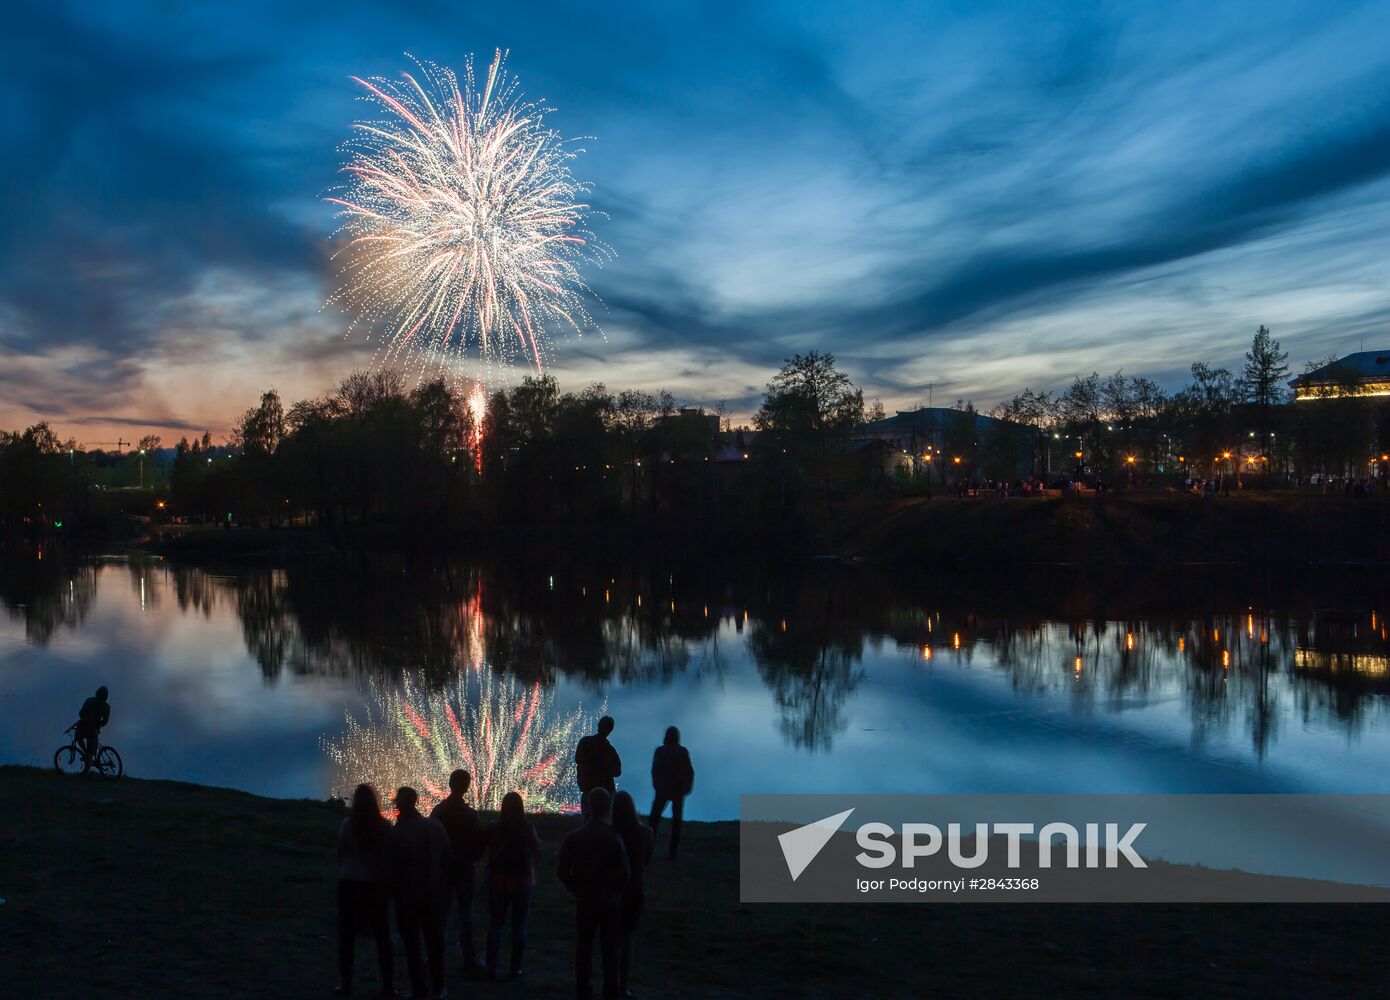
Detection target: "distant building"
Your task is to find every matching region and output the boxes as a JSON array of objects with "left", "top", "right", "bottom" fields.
[
  {"left": 854, "top": 407, "right": 1011, "bottom": 455},
  {"left": 1290, "top": 351, "right": 1390, "bottom": 401},
  {"left": 854, "top": 406, "right": 1030, "bottom": 479},
  {"left": 659, "top": 407, "right": 721, "bottom": 434}
]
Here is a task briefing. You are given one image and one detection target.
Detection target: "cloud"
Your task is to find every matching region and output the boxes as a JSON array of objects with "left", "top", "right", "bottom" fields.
[{"left": 4, "top": 0, "right": 1390, "bottom": 432}]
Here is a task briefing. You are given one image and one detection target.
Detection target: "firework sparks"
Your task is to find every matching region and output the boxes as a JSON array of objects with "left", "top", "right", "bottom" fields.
[
  {"left": 324, "top": 669, "right": 600, "bottom": 814},
  {"left": 467, "top": 384, "right": 487, "bottom": 474},
  {"left": 327, "top": 50, "right": 605, "bottom": 380}
]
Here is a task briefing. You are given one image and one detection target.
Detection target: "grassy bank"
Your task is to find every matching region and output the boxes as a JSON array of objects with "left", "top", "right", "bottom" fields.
[
  {"left": 853, "top": 491, "right": 1390, "bottom": 568},
  {"left": 134, "top": 491, "right": 1390, "bottom": 571},
  {"left": 2, "top": 767, "right": 1387, "bottom": 998}
]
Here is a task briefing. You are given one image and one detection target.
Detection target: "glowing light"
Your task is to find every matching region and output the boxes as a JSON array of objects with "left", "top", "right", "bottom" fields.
[
  {"left": 324, "top": 670, "right": 600, "bottom": 815},
  {"left": 468, "top": 385, "right": 487, "bottom": 471},
  {"left": 921, "top": 644, "right": 932, "bottom": 661},
  {"left": 328, "top": 51, "right": 605, "bottom": 380},
  {"left": 952, "top": 632, "right": 961, "bottom": 650}
]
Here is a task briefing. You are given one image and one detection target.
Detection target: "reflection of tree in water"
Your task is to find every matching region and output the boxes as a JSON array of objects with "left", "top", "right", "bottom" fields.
[
  {"left": 122, "top": 557, "right": 162, "bottom": 613},
  {"left": 218, "top": 555, "right": 724, "bottom": 687},
  {"left": 747, "top": 577, "right": 865, "bottom": 751},
  {"left": 11, "top": 550, "right": 1390, "bottom": 757},
  {"left": 0, "top": 546, "right": 96, "bottom": 643},
  {"left": 905, "top": 608, "right": 1387, "bottom": 758},
  {"left": 168, "top": 562, "right": 222, "bottom": 619}
]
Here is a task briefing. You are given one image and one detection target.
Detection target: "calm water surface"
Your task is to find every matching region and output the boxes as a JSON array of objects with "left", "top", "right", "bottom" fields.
[{"left": 4, "top": 549, "right": 1390, "bottom": 818}]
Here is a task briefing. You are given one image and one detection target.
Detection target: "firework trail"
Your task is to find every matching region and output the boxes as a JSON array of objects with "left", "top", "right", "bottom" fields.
[
  {"left": 327, "top": 50, "right": 605, "bottom": 381},
  {"left": 324, "top": 669, "right": 600, "bottom": 814},
  {"left": 467, "top": 385, "right": 487, "bottom": 474}
]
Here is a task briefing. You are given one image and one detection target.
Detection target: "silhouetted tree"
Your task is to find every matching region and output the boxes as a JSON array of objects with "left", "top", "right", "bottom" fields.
[
  {"left": 755, "top": 351, "right": 863, "bottom": 519},
  {"left": 1239, "top": 325, "right": 1290, "bottom": 460}
]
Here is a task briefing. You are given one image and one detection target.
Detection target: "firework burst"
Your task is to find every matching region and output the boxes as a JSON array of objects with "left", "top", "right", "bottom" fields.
[
  {"left": 324, "top": 669, "right": 600, "bottom": 815},
  {"left": 327, "top": 50, "right": 605, "bottom": 380}
]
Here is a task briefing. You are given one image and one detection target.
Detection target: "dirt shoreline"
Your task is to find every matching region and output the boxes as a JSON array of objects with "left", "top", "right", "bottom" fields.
[{"left": 3, "top": 766, "right": 1388, "bottom": 998}]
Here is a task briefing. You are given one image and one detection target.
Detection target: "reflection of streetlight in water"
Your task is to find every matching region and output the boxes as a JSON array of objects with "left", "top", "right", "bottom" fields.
[{"left": 323, "top": 670, "right": 602, "bottom": 815}]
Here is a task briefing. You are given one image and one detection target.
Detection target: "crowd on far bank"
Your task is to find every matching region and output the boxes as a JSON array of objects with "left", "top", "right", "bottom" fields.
[{"left": 336, "top": 717, "right": 695, "bottom": 1000}]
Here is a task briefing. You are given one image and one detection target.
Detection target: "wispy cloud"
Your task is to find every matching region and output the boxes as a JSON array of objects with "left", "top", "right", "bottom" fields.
[{"left": 2, "top": 0, "right": 1390, "bottom": 436}]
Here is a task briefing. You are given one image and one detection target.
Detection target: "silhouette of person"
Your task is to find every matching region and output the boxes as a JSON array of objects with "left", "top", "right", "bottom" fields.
[
  {"left": 611, "top": 791, "right": 653, "bottom": 998},
  {"left": 557, "top": 787, "right": 630, "bottom": 1000},
  {"left": 74, "top": 685, "right": 110, "bottom": 763},
  {"left": 483, "top": 790, "right": 541, "bottom": 980},
  {"left": 648, "top": 726, "right": 695, "bottom": 859},
  {"left": 391, "top": 786, "right": 452, "bottom": 1000},
  {"left": 430, "top": 769, "right": 485, "bottom": 975},
  {"left": 335, "top": 784, "right": 394, "bottom": 997},
  {"left": 575, "top": 717, "right": 622, "bottom": 816}
]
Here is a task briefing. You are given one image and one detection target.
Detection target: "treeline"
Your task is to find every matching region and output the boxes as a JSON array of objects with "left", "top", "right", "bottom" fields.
[
  {"left": 982, "top": 327, "right": 1390, "bottom": 482},
  {"left": 5, "top": 328, "right": 1389, "bottom": 540},
  {"left": 4, "top": 354, "right": 865, "bottom": 538},
  {"left": 164, "top": 371, "right": 723, "bottom": 530},
  {"left": 150, "top": 355, "right": 862, "bottom": 535}
]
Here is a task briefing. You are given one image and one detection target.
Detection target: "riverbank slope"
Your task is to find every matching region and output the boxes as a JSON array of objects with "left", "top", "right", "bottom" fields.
[
  {"left": 133, "top": 491, "right": 1390, "bottom": 571},
  {"left": 1, "top": 766, "right": 1385, "bottom": 998},
  {"left": 853, "top": 491, "right": 1390, "bottom": 568}
]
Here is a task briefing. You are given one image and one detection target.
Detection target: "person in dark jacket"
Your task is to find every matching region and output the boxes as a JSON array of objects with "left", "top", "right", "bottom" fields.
[
  {"left": 575, "top": 717, "right": 622, "bottom": 816},
  {"left": 483, "top": 791, "right": 541, "bottom": 980},
  {"left": 74, "top": 685, "right": 111, "bottom": 763},
  {"left": 611, "top": 791, "right": 653, "bottom": 999},
  {"left": 392, "top": 786, "right": 452, "bottom": 1000},
  {"left": 648, "top": 726, "right": 695, "bottom": 859},
  {"left": 335, "top": 784, "right": 394, "bottom": 997},
  {"left": 557, "top": 788, "right": 630, "bottom": 1000},
  {"left": 430, "top": 769, "right": 485, "bottom": 975}
]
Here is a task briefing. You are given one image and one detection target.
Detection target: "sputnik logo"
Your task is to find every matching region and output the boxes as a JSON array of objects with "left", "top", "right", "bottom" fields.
[{"left": 778, "top": 808, "right": 855, "bottom": 881}]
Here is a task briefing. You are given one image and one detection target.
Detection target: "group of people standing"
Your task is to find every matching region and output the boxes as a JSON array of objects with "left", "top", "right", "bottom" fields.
[{"left": 335, "top": 717, "right": 696, "bottom": 1000}]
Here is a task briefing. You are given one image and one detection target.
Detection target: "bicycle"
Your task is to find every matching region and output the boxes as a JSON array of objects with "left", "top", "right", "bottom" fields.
[{"left": 53, "top": 725, "right": 123, "bottom": 778}]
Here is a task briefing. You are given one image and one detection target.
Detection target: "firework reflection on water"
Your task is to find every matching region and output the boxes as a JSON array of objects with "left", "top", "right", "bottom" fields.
[{"left": 325, "top": 668, "right": 600, "bottom": 814}]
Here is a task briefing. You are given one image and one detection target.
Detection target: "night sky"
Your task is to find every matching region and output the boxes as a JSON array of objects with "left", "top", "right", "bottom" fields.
[{"left": 4, "top": 0, "right": 1390, "bottom": 442}]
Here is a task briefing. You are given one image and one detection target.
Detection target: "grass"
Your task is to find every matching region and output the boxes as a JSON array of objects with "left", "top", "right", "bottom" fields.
[
  {"left": 2, "top": 765, "right": 1388, "bottom": 998},
  {"left": 854, "top": 490, "right": 1390, "bottom": 568}
]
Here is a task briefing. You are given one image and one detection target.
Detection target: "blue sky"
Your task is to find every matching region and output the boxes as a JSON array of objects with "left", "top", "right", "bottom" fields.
[{"left": 2, "top": 0, "right": 1390, "bottom": 440}]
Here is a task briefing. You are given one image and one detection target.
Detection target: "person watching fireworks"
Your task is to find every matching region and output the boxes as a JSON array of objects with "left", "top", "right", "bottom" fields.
[{"left": 575, "top": 717, "right": 622, "bottom": 815}]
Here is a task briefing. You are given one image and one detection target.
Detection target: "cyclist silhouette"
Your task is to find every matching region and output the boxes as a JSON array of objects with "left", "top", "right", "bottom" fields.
[{"left": 75, "top": 686, "right": 110, "bottom": 760}]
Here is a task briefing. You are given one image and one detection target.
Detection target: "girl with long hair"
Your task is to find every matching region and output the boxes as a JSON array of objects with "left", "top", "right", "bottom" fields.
[
  {"left": 335, "top": 783, "right": 394, "bottom": 996},
  {"left": 483, "top": 790, "right": 542, "bottom": 979}
]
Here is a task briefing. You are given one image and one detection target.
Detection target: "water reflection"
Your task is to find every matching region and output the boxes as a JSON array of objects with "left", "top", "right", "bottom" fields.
[
  {"left": 5, "top": 546, "right": 1390, "bottom": 807},
  {"left": 324, "top": 669, "right": 599, "bottom": 814},
  {"left": 0, "top": 546, "right": 97, "bottom": 643}
]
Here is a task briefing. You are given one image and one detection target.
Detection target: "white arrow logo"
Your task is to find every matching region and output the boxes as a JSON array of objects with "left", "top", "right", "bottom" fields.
[{"left": 777, "top": 808, "right": 855, "bottom": 881}]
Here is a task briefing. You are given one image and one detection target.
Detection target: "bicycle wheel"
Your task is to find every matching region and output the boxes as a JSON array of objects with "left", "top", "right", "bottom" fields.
[
  {"left": 96, "top": 746, "right": 123, "bottom": 779},
  {"left": 54, "top": 744, "right": 86, "bottom": 775}
]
